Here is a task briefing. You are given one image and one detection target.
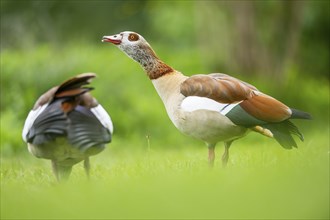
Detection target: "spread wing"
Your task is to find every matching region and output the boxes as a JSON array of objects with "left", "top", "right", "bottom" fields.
[{"left": 180, "top": 73, "right": 292, "bottom": 123}]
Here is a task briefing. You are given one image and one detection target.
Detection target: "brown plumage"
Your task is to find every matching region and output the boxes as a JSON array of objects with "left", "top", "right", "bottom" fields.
[
  {"left": 240, "top": 92, "right": 292, "bottom": 122},
  {"left": 181, "top": 73, "right": 255, "bottom": 103}
]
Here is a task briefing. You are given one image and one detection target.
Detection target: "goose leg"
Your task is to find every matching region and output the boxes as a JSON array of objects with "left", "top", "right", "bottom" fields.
[
  {"left": 51, "top": 160, "right": 60, "bottom": 181},
  {"left": 207, "top": 143, "right": 216, "bottom": 167},
  {"left": 51, "top": 160, "right": 72, "bottom": 181},
  {"left": 84, "top": 157, "right": 90, "bottom": 179},
  {"left": 222, "top": 141, "right": 233, "bottom": 168}
]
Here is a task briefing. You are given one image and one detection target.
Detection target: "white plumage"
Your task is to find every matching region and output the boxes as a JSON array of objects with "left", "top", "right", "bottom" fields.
[
  {"left": 22, "top": 103, "right": 49, "bottom": 142},
  {"left": 181, "top": 96, "right": 240, "bottom": 115},
  {"left": 91, "top": 104, "right": 114, "bottom": 133}
]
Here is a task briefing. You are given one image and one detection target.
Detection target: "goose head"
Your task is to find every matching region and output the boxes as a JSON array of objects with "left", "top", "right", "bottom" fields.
[{"left": 102, "top": 31, "right": 156, "bottom": 63}]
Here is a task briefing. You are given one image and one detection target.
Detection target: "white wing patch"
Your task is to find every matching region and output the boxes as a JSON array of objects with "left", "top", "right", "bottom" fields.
[
  {"left": 22, "top": 103, "right": 49, "bottom": 142},
  {"left": 91, "top": 104, "right": 114, "bottom": 134},
  {"left": 181, "top": 96, "right": 240, "bottom": 115}
]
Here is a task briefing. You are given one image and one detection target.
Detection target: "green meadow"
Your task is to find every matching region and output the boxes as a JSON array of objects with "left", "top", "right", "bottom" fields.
[
  {"left": 1, "top": 132, "right": 329, "bottom": 219},
  {"left": 1, "top": 1, "right": 329, "bottom": 219}
]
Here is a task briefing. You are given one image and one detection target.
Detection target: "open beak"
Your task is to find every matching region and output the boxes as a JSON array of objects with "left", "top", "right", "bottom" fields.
[{"left": 102, "top": 34, "right": 122, "bottom": 45}]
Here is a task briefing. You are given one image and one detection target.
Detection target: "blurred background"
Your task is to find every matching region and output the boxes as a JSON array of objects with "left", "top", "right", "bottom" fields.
[
  {"left": 1, "top": 0, "right": 328, "bottom": 154},
  {"left": 1, "top": 1, "right": 329, "bottom": 219}
]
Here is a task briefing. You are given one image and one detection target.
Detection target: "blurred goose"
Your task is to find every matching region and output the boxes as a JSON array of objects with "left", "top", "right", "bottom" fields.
[
  {"left": 102, "top": 31, "right": 311, "bottom": 167},
  {"left": 22, "top": 73, "right": 113, "bottom": 180}
]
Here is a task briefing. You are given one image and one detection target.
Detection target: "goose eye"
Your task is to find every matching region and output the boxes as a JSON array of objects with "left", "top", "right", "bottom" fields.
[{"left": 128, "top": 33, "right": 139, "bottom": 41}]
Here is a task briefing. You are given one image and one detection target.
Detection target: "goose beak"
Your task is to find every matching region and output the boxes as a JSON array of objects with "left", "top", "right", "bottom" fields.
[{"left": 102, "top": 34, "right": 122, "bottom": 45}]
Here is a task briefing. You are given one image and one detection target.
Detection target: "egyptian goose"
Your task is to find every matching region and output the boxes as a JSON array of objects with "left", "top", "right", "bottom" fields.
[
  {"left": 22, "top": 73, "right": 113, "bottom": 180},
  {"left": 102, "top": 31, "right": 311, "bottom": 167}
]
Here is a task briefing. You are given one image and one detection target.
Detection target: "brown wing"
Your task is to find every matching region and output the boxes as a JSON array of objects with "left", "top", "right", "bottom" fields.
[
  {"left": 180, "top": 73, "right": 255, "bottom": 103},
  {"left": 180, "top": 73, "right": 292, "bottom": 123},
  {"left": 33, "top": 73, "right": 97, "bottom": 110},
  {"left": 56, "top": 73, "right": 96, "bottom": 94}
]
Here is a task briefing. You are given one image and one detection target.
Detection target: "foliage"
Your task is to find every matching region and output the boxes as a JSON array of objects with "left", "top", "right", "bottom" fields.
[{"left": 1, "top": 0, "right": 329, "bottom": 79}]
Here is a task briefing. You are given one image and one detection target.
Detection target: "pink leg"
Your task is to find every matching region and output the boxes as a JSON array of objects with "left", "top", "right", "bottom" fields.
[
  {"left": 222, "top": 141, "right": 233, "bottom": 168},
  {"left": 208, "top": 144, "right": 216, "bottom": 167}
]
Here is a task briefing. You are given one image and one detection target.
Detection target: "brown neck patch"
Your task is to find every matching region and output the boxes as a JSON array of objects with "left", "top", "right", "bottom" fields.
[{"left": 147, "top": 60, "right": 174, "bottom": 80}]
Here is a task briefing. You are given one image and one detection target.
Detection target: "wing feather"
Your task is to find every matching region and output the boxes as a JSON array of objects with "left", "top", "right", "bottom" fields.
[
  {"left": 56, "top": 73, "right": 96, "bottom": 95},
  {"left": 68, "top": 108, "right": 111, "bottom": 150},
  {"left": 31, "top": 73, "right": 96, "bottom": 110},
  {"left": 240, "top": 91, "right": 292, "bottom": 122},
  {"left": 180, "top": 73, "right": 253, "bottom": 103}
]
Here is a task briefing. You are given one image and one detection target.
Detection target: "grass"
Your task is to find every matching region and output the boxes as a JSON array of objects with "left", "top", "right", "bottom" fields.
[{"left": 1, "top": 130, "right": 329, "bottom": 220}]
